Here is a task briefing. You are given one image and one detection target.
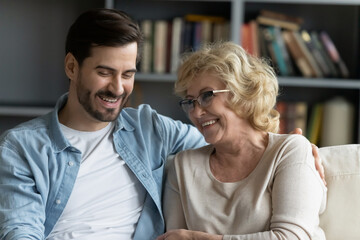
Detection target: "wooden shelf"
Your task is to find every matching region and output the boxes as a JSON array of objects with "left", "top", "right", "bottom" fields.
[
  {"left": 136, "top": 73, "right": 360, "bottom": 90},
  {"left": 244, "top": 0, "right": 360, "bottom": 5},
  {"left": 0, "top": 106, "right": 53, "bottom": 117}
]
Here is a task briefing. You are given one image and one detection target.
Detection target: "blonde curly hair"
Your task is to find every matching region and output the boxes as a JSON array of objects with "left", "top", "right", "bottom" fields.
[{"left": 175, "top": 41, "right": 280, "bottom": 133}]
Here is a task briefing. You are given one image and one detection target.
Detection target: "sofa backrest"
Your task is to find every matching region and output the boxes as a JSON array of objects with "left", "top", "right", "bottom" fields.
[{"left": 319, "top": 144, "right": 360, "bottom": 240}]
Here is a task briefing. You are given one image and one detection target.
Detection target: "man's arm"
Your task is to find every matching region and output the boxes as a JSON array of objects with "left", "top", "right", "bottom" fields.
[
  {"left": 157, "top": 113, "right": 207, "bottom": 155},
  {"left": 0, "top": 139, "right": 45, "bottom": 239}
]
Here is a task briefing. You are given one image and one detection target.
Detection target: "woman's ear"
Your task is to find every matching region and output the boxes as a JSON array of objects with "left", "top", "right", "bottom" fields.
[{"left": 64, "top": 53, "right": 79, "bottom": 81}]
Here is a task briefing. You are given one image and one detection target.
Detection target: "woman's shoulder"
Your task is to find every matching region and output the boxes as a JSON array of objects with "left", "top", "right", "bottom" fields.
[
  {"left": 269, "top": 132, "right": 311, "bottom": 149},
  {"left": 267, "top": 132, "right": 313, "bottom": 166}
]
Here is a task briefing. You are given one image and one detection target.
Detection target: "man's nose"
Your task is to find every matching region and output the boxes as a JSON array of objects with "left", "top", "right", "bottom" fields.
[{"left": 109, "top": 75, "right": 124, "bottom": 96}]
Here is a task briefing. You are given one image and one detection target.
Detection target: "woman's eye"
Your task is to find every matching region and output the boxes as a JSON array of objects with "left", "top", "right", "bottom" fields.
[{"left": 202, "top": 92, "right": 213, "bottom": 100}]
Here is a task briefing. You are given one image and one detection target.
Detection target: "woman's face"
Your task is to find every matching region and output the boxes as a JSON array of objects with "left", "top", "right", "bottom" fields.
[{"left": 185, "top": 73, "right": 247, "bottom": 145}]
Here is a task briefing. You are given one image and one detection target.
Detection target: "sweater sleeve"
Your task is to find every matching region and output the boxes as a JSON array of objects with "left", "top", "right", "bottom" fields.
[{"left": 163, "top": 155, "right": 187, "bottom": 230}]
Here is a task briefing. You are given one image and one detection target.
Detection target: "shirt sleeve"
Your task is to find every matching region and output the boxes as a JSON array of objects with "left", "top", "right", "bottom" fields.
[
  {"left": 223, "top": 136, "right": 326, "bottom": 240},
  {"left": 155, "top": 112, "right": 207, "bottom": 155},
  {"left": 163, "top": 155, "right": 187, "bottom": 230},
  {"left": 0, "top": 137, "right": 45, "bottom": 240}
]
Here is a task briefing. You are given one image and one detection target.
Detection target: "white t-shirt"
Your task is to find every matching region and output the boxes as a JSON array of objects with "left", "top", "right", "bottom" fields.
[{"left": 47, "top": 122, "right": 146, "bottom": 240}]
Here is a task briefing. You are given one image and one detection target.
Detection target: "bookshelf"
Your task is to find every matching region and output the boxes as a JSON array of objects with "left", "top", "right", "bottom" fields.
[
  {"left": 111, "top": 0, "right": 360, "bottom": 146},
  {"left": 1, "top": 0, "right": 359, "bottom": 146}
]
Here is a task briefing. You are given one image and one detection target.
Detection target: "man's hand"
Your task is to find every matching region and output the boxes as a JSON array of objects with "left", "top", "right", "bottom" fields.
[
  {"left": 290, "top": 128, "right": 326, "bottom": 185},
  {"left": 289, "top": 127, "right": 302, "bottom": 135}
]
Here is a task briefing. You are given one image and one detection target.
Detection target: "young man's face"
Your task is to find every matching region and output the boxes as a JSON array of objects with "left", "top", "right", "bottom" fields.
[{"left": 69, "top": 43, "right": 137, "bottom": 125}]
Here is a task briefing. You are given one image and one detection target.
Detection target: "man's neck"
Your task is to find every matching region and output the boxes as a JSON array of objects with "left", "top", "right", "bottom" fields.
[{"left": 58, "top": 102, "right": 110, "bottom": 132}]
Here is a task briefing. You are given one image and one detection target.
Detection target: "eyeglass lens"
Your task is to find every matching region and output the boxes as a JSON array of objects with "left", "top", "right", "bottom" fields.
[{"left": 180, "top": 91, "right": 215, "bottom": 113}]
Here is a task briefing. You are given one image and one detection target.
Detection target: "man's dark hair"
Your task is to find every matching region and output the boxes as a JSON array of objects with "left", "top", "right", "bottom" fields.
[{"left": 65, "top": 8, "right": 143, "bottom": 66}]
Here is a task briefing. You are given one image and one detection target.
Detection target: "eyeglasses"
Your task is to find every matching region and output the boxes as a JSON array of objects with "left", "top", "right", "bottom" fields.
[{"left": 179, "top": 89, "right": 230, "bottom": 113}]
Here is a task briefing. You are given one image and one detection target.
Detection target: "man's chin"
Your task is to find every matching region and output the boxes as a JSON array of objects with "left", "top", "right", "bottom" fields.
[{"left": 92, "top": 107, "right": 122, "bottom": 122}]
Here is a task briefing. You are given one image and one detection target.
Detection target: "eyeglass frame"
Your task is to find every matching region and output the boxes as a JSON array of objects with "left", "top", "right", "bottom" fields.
[{"left": 179, "top": 89, "right": 230, "bottom": 114}]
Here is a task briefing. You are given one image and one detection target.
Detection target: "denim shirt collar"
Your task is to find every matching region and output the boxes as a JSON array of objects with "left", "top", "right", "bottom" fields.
[{"left": 115, "top": 111, "right": 135, "bottom": 133}]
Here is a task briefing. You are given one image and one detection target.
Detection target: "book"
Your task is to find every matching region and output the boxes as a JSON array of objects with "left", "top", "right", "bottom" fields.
[
  {"left": 321, "top": 97, "right": 354, "bottom": 146},
  {"left": 292, "top": 31, "right": 323, "bottom": 78},
  {"left": 310, "top": 31, "right": 339, "bottom": 78},
  {"left": 185, "top": 14, "right": 227, "bottom": 51},
  {"left": 249, "top": 20, "right": 260, "bottom": 57},
  {"left": 170, "top": 17, "right": 184, "bottom": 73},
  {"left": 213, "top": 21, "right": 230, "bottom": 42},
  {"left": 259, "top": 10, "right": 304, "bottom": 25},
  {"left": 258, "top": 25, "right": 271, "bottom": 61},
  {"left": 165, "top": 21, "right": 173, "bottom": 73},
  {"left": 282, "top": 30, "right": 320, "bottom": 78},
  {"left": 184, "top": 14, "right": 226, "bottom": 23},
  {"left": 181, "top": 21, "right": 193, "bottom": 53},
  {"left": 192, "top": 21, "right": 202, "bottom": 50},
  {"left": 293, "top": 102, "right": 308, "bottom": 134},
  {"left": 267, "top": 26, "right": 290, "bottom": 76},
  {"left": 201, "top": 20, "right": 212, "bottom": 44},
  {"left": 276, "top": 101, "right": 308, "bottom": 134},
  {"left": 140, "top": 20, "right": 153, "bottom": 73},
  {"left": 192, "top": 20, "right": 212, "bottom": 50},
  {"left": 273, "top": 26, "right": 294, "bottom": 76},
  {"left": 241, "top": 23, "right": 252, "bottom": 54},
  {"left": 301, "top": 30, "right": 332, "bottom": 77},
  {"left": 320, "top": 31, "right": 350, "bottom": 78},
  {"left": 153, "top": 20, "right": 168, "bottom": 74},
  {"left": 276, "top": 101, "right": 288, "bottom": 134},
  {"left": 256, "top": 15, "right": 301, "bottom": 31},
  {"left": 261, "top": 27, "right": 279, "bottom": 71},
  {"left": 306, "top": 103, "right": 324, "bottom": 145}
]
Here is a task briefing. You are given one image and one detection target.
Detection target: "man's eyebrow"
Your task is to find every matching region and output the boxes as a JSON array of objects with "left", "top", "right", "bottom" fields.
[
  {"left": 124, "top": 69, "right": 138, "bottom": 74},
  {"left": 95, "top": 65, "right": 116, "bottom": 72},
  {"left": 95, "top": 65, "right": 137, "bottom": 74}
]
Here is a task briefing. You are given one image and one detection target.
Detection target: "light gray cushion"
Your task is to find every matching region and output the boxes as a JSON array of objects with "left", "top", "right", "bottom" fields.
[{"left": 319, "top": 144, "right": 360, "bottom": 240}]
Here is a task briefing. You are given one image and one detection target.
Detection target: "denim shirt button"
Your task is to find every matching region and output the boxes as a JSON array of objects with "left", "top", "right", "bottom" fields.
[
  {"left": 68, "top": 161, "right": 74, "bottom": 166},
  {"left": 56, "top": 199, "right": 61, "bottom": 205}
]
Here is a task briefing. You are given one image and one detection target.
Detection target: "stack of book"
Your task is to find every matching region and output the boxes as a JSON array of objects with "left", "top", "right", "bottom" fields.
[
  {"left": 140, "top": 14, "right": 230, "bottom": 74},
  {"left": 243, "top": 10, "right": 349, "bottom": 78},
  {"left": 277, "top": 98, "right": 354, "bottom": 147},
  {"left": 276, "top": 101, "right": 308, "bottom": 135}
]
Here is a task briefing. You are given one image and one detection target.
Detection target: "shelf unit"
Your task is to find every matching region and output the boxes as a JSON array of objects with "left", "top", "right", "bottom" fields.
[{"left": 1, "top": 0, "right": 360, "bottom": 145}]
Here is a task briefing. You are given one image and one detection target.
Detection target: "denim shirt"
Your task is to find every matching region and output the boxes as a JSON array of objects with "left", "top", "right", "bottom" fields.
[{"left": 0, "top": 94, "right": 206, "bottom": 240}]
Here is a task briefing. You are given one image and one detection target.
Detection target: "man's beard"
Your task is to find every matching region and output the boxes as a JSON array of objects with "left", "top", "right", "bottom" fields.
[{"left": 76, "top": 77, "right": 129, "bottom": 122}]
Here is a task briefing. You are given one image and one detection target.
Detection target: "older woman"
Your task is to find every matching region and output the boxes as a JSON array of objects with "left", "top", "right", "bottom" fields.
[{"left": 158, "top": 42, "right": 326, "bottom": 240}]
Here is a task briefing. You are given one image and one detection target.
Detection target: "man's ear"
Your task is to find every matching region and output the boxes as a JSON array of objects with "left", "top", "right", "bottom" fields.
[{"left": 64, "top": 53, "right": 79, "bottom": 80}]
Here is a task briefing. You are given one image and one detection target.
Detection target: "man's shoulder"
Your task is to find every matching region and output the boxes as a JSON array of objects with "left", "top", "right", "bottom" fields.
[
  {"left": 120, "top": 104, "right": 152, "bottom": 121},
  {"left": 119, "top": 104, "right": 182, "bottom": 128},
  {"left": 121, "top": 104, "right": 161, "bottom": 119},
  {"left": 0, "top": 114, "right": 51, "bottom": 148}
]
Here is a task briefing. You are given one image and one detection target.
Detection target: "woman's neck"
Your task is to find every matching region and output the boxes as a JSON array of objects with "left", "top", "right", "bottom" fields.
[{"left": 210, "top": 130, "right": 268, "bottom": 182}]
